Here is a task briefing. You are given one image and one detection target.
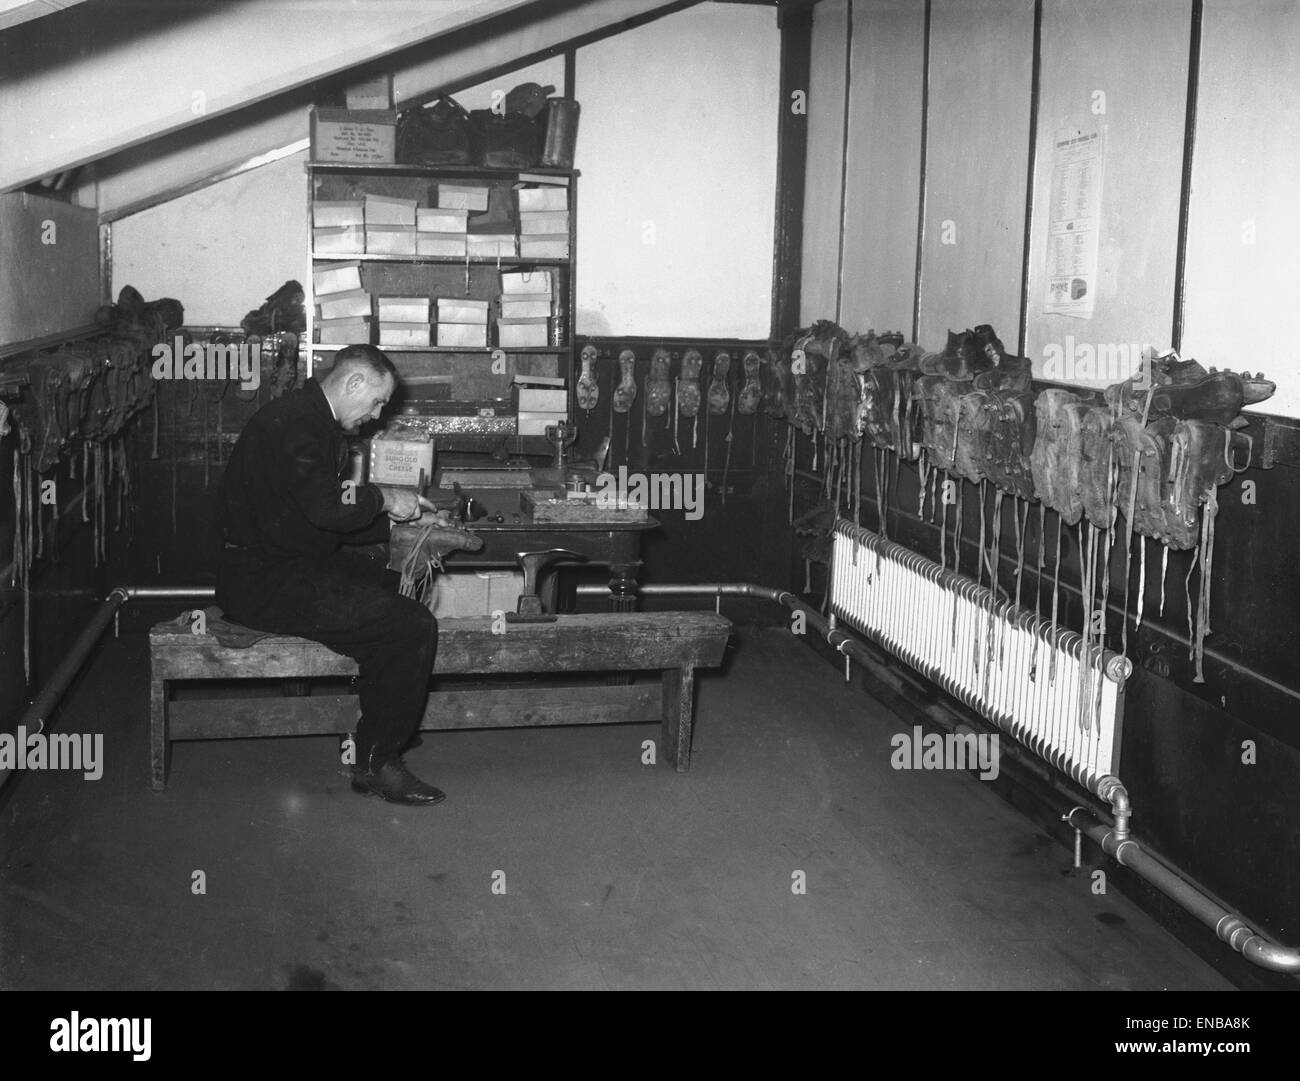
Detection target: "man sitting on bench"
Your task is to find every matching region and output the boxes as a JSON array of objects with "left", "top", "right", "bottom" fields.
[{"left": 216, "top": 344, "right": 445, "bottom": 806}]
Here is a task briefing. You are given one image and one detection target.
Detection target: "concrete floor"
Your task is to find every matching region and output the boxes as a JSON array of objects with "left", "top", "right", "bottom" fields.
[{"left": 0, "top": 625, "right": 1232, "bottom": 991}]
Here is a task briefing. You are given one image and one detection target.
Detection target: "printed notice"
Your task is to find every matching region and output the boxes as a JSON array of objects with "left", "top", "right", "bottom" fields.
[{"left": 1043, "top": 125, "right": 1104, "bottom": 318}]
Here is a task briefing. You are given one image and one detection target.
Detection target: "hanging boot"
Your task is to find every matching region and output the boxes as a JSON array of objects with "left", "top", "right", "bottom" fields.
[
  {"left": 678, "top": 349, "right": 703, "bottom": 417},
  {"left": 613, "top": 349, "right": 637, "bottom": 413},
  {"left": 762, "top": 348, "right": 787, "bottom": 418},
  {"left": 646, "top": 348, "right": 672, "bottom": 417},
  {"left": 708, "top": 351, "right": 732, "bottom": 416},
  {"left": 577, "top": 344, "right": 599, "bottom": 412},
  {"left": 738, "top": 351, "right": 762, "bottom": 415},
  {"left": 823, "top": 347, "right": 859, "bottom": 441}
]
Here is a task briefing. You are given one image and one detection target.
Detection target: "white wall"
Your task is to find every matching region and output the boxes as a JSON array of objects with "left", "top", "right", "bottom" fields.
[
  {"left": 574, "top": 2, "right": 780, "bottom": 338},
  {"left": 112, "top": 152, "right": 307, "bottom": 325},
  {"left": 1024, "top": 0, "right": 1189, "bottom": 382},
  {"left": 918, "top": 0, "right": 1032, "bottom": 350},
  {"left": 799, "top": 0, "right": 850, "bottom": 326},
  {"left": 1181, "top": 0, "right": 1300, "bottom": 418},
  {"left": 801, "top": 0, "right": 1300, "bottom": 419}
]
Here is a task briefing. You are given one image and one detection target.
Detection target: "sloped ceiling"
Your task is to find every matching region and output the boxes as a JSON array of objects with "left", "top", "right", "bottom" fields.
[
  {"left": 1, "top": 0, "right": 686, "bottom": 201},
  {"left": 0, "top": 0, "right": 93, "bottom": 32}
]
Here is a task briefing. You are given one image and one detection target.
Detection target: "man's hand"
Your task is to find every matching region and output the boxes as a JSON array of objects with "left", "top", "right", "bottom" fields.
[{"left": 379, "top": 486, "right": 437, "bottom": 523}]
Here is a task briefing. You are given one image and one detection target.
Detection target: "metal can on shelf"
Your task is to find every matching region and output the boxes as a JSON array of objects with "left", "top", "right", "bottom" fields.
[{"left": 540, "top": 99, "right": 580, "bottom": 169}]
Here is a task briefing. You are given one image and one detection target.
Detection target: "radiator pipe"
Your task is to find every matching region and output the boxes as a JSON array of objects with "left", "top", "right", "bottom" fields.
[
  {"left": 0, "top": 585, "right": 215, "bottom": 793},
  {"left": 1067, "top": 806, "right": 1300, "bottom": 975}
]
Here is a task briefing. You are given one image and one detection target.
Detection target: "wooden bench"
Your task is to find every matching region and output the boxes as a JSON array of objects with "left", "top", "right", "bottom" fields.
[{"left": 149, "top": 611, "right": 731, "bottom": 790}]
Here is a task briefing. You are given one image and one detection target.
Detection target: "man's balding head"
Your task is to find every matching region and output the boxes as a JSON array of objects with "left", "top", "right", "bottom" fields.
[{"left": 321, "top": 345, "right": 398, "bottom": 432}]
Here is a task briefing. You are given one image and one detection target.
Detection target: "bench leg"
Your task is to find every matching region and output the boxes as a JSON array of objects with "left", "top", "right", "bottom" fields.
[
  {"left": 661, "top": 665, "right": 696, "bottom": 772},
  {"left": 150, "top": 675, "right": 169, "bottom": 791}
]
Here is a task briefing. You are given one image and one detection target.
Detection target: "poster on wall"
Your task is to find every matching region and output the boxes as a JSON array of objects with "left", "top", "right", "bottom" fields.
[{"left": 1043, "top": 124, "right": 1104, "bottom": 318}]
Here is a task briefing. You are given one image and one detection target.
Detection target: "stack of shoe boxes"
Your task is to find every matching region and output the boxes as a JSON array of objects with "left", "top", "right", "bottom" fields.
[
  {"left": 517, "top": 185, "right": 569, "bottom": 259},
  {"left": 376, "top": 296, "right": 431, "bottom": 347},
  {"left": 498, "top": 269, "right": 555, "bottom": 348},
  {"left": 312, "top": 199, "right": 365, "bottom": 254},
  {"left": 313, "top": 262, "right": 371, "bottom": 345},
  {"left": 435, "top": 297, "right": 489, "bottom": 347},
  {"left": 364, "top": 194, "right": 417, "bottom": 254}
]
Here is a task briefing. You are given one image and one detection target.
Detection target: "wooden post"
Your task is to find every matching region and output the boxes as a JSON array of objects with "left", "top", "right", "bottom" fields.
[
  {"left": 150, "top": 674, "right": 169, "bottom": 791},
  {"left": 661, "top": 665, "right": 696, "bottom": 772}
]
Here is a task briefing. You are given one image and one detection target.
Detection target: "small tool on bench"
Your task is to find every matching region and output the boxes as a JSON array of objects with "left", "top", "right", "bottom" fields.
[{"left": 506, "top": 548, "right": 588, "bottom": 623}]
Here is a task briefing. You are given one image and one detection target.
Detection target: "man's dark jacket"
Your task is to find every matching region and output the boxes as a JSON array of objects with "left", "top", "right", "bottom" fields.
[{"left": 217, "top": 378, "right": 388, "bottom": 616}]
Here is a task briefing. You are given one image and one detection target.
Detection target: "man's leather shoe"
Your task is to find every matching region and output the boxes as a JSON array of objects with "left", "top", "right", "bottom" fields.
[{"left": 351, "top": 758, "right": 446, "bottom": 805}]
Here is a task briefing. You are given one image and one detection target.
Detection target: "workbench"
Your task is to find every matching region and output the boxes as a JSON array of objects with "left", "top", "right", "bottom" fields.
[{"left": 390, "top": 513, "right": 660, "bottom": 614}]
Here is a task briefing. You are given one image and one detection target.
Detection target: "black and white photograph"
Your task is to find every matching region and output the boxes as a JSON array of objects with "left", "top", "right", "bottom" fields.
[{"left": 0, "top": 0, "right": 1295, "bottom": 1028}]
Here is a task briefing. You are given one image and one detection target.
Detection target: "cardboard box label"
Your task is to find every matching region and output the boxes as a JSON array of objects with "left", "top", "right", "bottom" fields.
[
  {"left": 310, "top": 109, "right": 396, "bottom": 164},
  {"left": 370, "top": 434, "right": 434, "bottom": 486}
]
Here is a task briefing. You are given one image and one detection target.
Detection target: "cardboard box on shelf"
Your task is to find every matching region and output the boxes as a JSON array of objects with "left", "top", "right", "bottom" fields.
[
  {"left": 316, "top": 317, "right": 371, "bottom": 345},
  {"left": 500, "top": 269, "right": 554, "bottom": 295},
  {"left": 435, "top": 298, "right": 489, "bottom": 324},
  {"left": 376, "top": 297, "right": 431, "bottom": 322},
  {"left": 500, "top": 294, "right": 553, "bottom": 319},
  {"left": 312, "top": 225, "right": 365, "bottom": 255},
  {"left": 437, "top": 184, "right": 490, "bottom": 212},
  {"left": 365, "top": 225, "right": 417, "bottom": 255},
  {"left": 312, "top": 200, "right": 365, "bottom": 227},
  {"left": 416, "top": 233, "right": 467, "bottom": 257},
  {"left": 369, "top": 430, "right": 434, "bottom": 487},
  {"left": 518, "top": 234, "right": 569, "bottom": 258},
  {"left": 516, "top": 186, "right": 569, "bottom": 212},
  {"left": 345, "top": 74, "right": 393, "bottom": 112},
  {"left": 466, "top": 234, "right": 516, "bottom": 258},
  {"left": 378, "top": 323, "right": 431, "bottom": 347},
  {"left": 317, "top": 288, "right": 372, "bottom": 320},
  {"left": 436, "top": 322, "right": 488, "bottom": 348},
  {"left": 364, "top": 194, "right": 418, "bottom": 227},
  {"left": 416, "top": 207, "right": 469, "bottom": 232},
  {"left": 516, "top": 410, "right": 568, "bottom": 436},
  {"left": 518, "top": 211, "right": 569, "bottom": 235},
  {"left": 310, "top": 108, "right": 397, "bottom": 164},
  {"left": 312, "top": 261, "right": 364, "bottom": 296},
  {"left": 512, "top": 386, "right": 568, "bottom": 412},
  {"left": 497, "top": 317, "right": 550, "bottom": 348}
]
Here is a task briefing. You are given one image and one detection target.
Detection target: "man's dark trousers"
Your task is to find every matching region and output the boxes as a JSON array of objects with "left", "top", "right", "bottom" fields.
[{"left": 218, "top": 547, "right": 436, "bottom": 765}]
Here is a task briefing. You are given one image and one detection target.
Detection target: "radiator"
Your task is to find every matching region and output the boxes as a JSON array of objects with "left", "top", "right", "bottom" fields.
[{"left": 830, "top": 520, "right": 1131, "bottom": 795}]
